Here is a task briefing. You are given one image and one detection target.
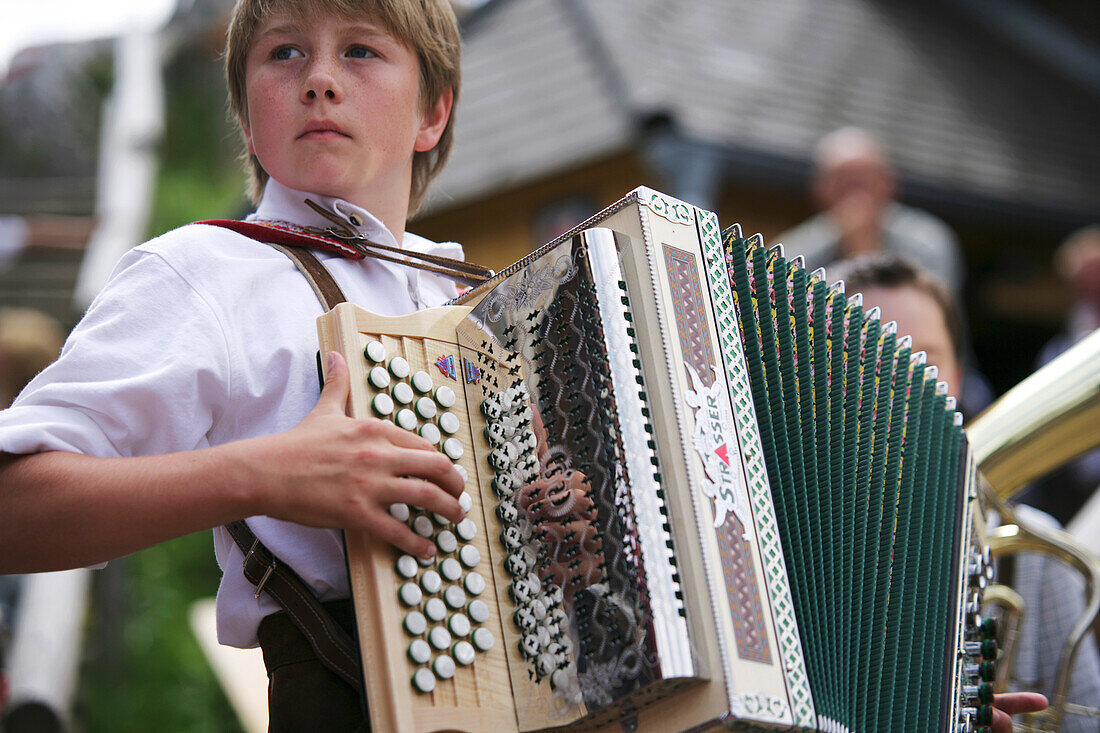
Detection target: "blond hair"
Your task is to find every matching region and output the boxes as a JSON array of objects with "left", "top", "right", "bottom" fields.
[{"left": 224, "top": 0, "right": 461, "bottom": 213}]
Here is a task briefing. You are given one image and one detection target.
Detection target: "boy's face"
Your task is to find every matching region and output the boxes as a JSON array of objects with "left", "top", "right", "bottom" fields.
[{"left": 241, "top": 11, "right": 452, "bottom": 228}]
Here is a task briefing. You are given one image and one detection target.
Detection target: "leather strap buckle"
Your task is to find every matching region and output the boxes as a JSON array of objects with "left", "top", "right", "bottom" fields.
[{"left": 245, "top": 538, "right": 277, "bottom": 599}]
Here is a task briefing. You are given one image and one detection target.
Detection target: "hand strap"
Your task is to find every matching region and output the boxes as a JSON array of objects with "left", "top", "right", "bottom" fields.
[{"left": 225, "top": 520, "right": 362, "bottom": 688}]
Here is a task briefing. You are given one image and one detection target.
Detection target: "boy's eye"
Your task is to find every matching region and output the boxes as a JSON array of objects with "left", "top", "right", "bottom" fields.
[
  {"left": 346, "top": 45, "right": 377, "bottom": 59},
  {"left": 272, "top": 46, "right": 303, "bottom": 61}
]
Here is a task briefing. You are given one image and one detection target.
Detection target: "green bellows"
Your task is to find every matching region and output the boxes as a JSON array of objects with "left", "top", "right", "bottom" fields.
[{"left": 721, "top": 228, "right": 965, "bottom": 733}]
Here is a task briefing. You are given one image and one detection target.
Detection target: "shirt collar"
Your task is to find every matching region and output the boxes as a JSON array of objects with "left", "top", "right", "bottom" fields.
[
  {"left": 247, "top": 178, "right": 464, "bottom": 260},
  {"left": 247, "top": 179, "right": 401, "bottom": 251}
]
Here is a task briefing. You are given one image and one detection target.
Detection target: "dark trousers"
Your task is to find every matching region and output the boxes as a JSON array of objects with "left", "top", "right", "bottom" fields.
[{"left": 257, "top": 599, "right": 369, "bottom": 733}]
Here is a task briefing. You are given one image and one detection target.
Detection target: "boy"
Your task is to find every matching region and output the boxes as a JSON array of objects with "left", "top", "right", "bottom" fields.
[
  {"left": 0, "top": 0, "right": 466, "bottom": 728},
  {"left": 0, "top": 3, "right": 1045, "bottom": 727}
]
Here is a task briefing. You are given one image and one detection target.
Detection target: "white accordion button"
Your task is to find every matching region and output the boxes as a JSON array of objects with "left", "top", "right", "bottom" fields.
[
  {"left": 452, "top": 640, "right": 476, "bottom": 666},
  {"left": 467, "top": 599, "right": 490, "bottom": 624},
  {"left": 398, "top": 582, "right": 422, "bottom": 606},
  {"left": 455, "top": 518, "right": 477, "bottom": 542},
  {"left": 392, "top": 382, "right": 415, "bottom": 406},
  {"left": 536, "top": 653, "right": 556, "bottom": 677},
  {"left": 412, "top": 515, "right": 434, "bottom": 538},
  {"left": 415, "top": 396, "right": 438, "bottom": 420},
  {"left": 442, "top": 438, "right": 464, "bottom": 461},
  {"left": 368, "top": 366, "right": 391, "bottom": 390},
  {"left": 424, "top": 597, "right": 446, "bottom": 623},
  {"left": 472, "top": 627, "right": 495, "bottom": 652},
  {"left": 434, "top": 385, "right": 457, "bottom": 408},
  {"left": 389, "top": 503, "right": 410, "bottom": 522},
  {"left": 444, "top": 585, "right": 467, "bottom": 610},
  {"left": 464, "top": 572, "right": 486, "bottom": 596},
  {"left": 365, "top": 340, "right": 386, "bottom": 363},
  {"left": 429, "top": 626, "right": 452, "bottom": 650},
  {"left": 435, "top": 530, "right": 458, "bottom": 554},
  {"left": 411, "top": 370, "right": 434, "bottom": 393},
  {"left": 458, "top": 490, "right": 473, "bottom": 511},
  {"left": 459, "top": 545, "right": 481, "bottom": 568},
  {"left": 503, "top": 526, "right": 525, "bottom": 548},
  {"left": 432, "top": 655, "right": 456, "bottom": 680},
  {"left": 388, "top": 356, "right": 410, "bottom": 379},
  {"left": 395, "top": 408, "right": 417, "bottom": 431},
  {"left": 484, "top": 422, "right": 509, "bottom": 446},
  {"left": 439, "top": 557, "right": 463, "bottom": 582},
  {"left": 395, "top": 554, "right": 417, "bottom": 578},
  {"left": 371, "top": 393, "right": 394, "bottom": 417},
  {"left": 438, "top": 412, "right": 460, "bottom": 435},
  {"left": 448, "top": 613, "right": 471, "bottom": 637},
  {"left": 419, "top": 423, "right": 441, "bottom": 445},
  {"left": 408, "top": 638, "right": 431, "bottom": 664},
  {"left": 420, "top": 570, "right": 442, "bottom": 595},
  {"left": 412, "top": 667, "right": 435, "bottom": 693},
  {"left": 520, "top": 632, "right": 540, "bottom": 658},
  {"left": 404, "top": 611, "right": 427, "bottom": 636}
]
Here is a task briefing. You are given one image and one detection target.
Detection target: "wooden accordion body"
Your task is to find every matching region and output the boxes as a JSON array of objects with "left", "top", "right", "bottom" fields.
[{"left": 316, "top": 188, "right": 990, "bottom": 732}]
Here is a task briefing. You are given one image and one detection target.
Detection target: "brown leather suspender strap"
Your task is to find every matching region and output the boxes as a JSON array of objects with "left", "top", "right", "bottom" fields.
[
  {"left": 224, "top": 519, "right": 361, "bottom": 688},
  {"left": 268, "top": 243, "right": 348, "bottom": 310},
  {"left": 217, "top": 240, "right": 361, "bottom": 687}
]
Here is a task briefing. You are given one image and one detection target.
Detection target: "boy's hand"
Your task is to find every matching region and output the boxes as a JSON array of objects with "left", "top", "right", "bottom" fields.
[{"left": 245, "top": 351, "right": 465, "bottom": 558}]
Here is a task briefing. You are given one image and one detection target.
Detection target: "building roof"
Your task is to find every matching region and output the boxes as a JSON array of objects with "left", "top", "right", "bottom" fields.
[{"left": 427, "top": 0, "right": 1100, "bottom": 221}]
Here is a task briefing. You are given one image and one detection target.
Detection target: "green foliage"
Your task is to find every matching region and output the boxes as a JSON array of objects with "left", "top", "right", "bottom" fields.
[
  {"left": 146, "top": 37, "right": 248, "bottom": 237},
  {"left": 78, "top": 533, "right": 242, "bottom": 732}
]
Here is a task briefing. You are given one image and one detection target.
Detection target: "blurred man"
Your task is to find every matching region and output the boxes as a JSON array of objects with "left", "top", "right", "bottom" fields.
[
  {"left": 1026, "top": 226, "right": 1100, "bottom": 523},
  {"left": 780, "top": 127, "right": 965, "bottom": 296}
]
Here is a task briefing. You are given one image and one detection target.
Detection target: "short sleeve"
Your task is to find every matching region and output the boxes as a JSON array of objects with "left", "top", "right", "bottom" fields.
[{"left": 0, "top": 249, "right": 233, "bottom": 458}]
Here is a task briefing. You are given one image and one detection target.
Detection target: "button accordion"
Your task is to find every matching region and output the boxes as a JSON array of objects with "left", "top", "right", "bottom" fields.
[{"left": 316, "top": 188, "right": 995, "bottom": 732}]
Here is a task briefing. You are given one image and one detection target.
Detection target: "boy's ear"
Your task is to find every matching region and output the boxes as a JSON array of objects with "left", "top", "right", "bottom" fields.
[
  {"left": 414, "top": 88, "right": 454, "bottom": 153},
  {"left": 240, "top": 116, "right": 256, "bottom": 156}
]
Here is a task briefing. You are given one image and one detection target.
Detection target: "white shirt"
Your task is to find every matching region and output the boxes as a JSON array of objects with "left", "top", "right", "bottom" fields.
[{"left": 0, "top": 180, "right": 464, "bottom": 647}]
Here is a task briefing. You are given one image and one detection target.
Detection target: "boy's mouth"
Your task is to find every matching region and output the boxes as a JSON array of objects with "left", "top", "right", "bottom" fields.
[{"left": 299, "top": 121, "right": 349, "bottom": 140}]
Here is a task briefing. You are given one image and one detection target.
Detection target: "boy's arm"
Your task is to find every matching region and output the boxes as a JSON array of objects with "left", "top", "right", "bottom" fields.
[{"left": 0, "top": 351, "right": 465, "bottom": 574}]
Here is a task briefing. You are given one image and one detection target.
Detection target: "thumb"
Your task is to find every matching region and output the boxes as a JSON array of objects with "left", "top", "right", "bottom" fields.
[{"left": 316, "top": 350, "right": 351, "bottom": 413}]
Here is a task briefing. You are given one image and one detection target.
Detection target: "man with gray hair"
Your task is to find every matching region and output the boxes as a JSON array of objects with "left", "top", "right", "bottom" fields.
[{"left": 779, "top": 127, "right": 965, "bottom": 295}]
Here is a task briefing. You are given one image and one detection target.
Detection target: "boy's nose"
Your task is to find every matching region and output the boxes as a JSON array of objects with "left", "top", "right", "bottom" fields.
[{"left": 302, "top": 66, "right": 342, "bottom": 103}]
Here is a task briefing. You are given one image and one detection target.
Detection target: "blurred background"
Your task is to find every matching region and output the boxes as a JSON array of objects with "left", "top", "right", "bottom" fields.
[{"left": 0, "top": 0, "right": 1097, "bottom": 730}]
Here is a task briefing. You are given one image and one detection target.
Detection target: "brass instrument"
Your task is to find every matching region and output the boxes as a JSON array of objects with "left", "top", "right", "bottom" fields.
[{"left": 968, "top": 328, "right": 1100, "bottom": 730}]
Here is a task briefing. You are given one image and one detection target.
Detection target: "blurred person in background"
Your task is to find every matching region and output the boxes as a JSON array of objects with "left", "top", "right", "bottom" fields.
[
  {"left": 780, "top": 127, "right": 965, "bottom": 296},
  {"left": 831, "top": 254, "right": 985, "bottom": 418},
  {"left": 0, "top": 308, "right": 65, "bottom": 410},
  {"left": 785, "top": 128, "right": 996, "bottom": 412},
  {"left": 837, "top": 253, "right": 1100, "bottom": 732}
]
